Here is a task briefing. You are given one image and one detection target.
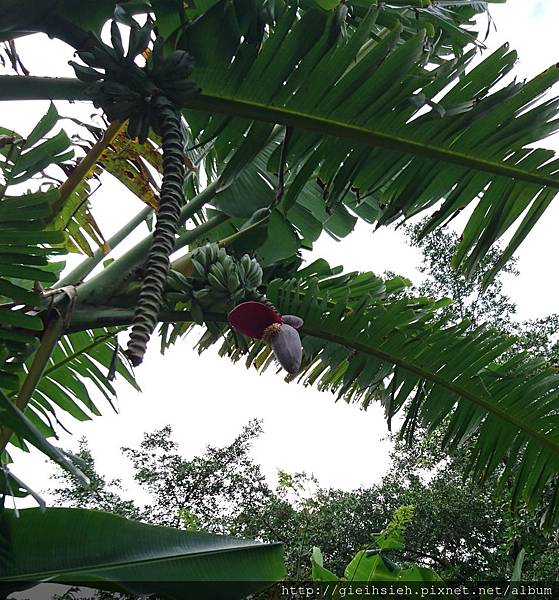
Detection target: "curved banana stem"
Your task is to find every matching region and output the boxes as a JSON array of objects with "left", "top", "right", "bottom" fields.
[
  {"left": 76, "top": 181, "right": 219, "bottom": 306},
  {"left": 57, "top": 205, "right": 153, "bottom": 288}
]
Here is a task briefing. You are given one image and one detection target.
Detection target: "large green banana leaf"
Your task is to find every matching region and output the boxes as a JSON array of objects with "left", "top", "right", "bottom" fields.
[
  {"left": 0, "top": 507, "right": 285, "bottom": 599},
  {"left": 179, "top": 2, "right": 559, "bottom": 283},
  {"left": 2, "top": 1, "right": 554, "bottom": 282}
]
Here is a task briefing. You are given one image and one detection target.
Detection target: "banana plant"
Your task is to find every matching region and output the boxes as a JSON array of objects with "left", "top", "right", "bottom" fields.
[
  {"left": 0, "top": 0, "right": 559, "bottom": 595},
  {"left": 311, "top": 506, "right": 444, "bottom": 588}
]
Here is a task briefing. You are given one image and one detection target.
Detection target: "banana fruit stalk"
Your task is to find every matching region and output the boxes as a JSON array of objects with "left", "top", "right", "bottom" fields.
[{"left": 228, "top": 301, "right": 304, "bottom": 375}]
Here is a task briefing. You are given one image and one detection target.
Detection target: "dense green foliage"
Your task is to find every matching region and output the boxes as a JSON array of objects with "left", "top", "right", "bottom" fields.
[{"left": 1, "top": 0, "right": 559, "bottom": 594}]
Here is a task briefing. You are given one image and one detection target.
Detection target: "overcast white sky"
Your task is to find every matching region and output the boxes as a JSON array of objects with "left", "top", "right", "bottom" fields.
[{"left": 4, "top": 0, "right": 559, "bottom": 508}]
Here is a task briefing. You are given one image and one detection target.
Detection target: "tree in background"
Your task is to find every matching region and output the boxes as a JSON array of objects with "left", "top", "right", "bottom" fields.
[
  {"left": 51, "top": 420, "right": 559, "bottom": 581},
  {"left": 51, "top": 421, "right": 278, "bottom": 531},
  {"left": 406, "top": 221, "right": 559, "bottom": 362},
  {"left": 406, "top": 220, "right": 518, "bottom": 329},
  {"left": 49, "top": 437, "right": 140, "bottom": 521}
]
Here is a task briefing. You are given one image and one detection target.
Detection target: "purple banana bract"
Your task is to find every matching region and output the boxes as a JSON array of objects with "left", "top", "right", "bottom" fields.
[{"left": 228, "top": 301, "right": 304, "bottom": 374}]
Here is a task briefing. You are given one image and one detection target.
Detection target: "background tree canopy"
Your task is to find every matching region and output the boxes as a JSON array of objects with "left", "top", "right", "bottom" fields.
[
  {"left": 50, "top": 420, "right": 559, "bottom": 582},
  {"left": 49, "top": 224, "right": 559, "bottom": 583},
  {"left": 0, "top": 0, "right": 558, "bottom": 596}
]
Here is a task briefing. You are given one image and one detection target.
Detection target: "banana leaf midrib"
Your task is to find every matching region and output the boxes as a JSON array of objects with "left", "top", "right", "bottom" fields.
[
  {"left": 183, "top": 93, "right": 559, "bottom": 190},
  {"left": 66, "top": 306, "right": 559, "bottom": 460},
  {"left": 1, "top": 75, "right": 559, "bottom": 190}
]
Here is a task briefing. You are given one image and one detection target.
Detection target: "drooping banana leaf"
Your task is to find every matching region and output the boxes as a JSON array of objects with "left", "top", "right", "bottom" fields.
[
  {"left": 172, "top": 266, "right": 559, "bottom": 528},
  {"left": 24, "top": 329, "right": 139, "bottom": 442},
  {"left": 0, "top": 108, "right": 138, "bottom": 483},
  {"left": 179, "top": 3, "right": 559, "bottom": 284}
]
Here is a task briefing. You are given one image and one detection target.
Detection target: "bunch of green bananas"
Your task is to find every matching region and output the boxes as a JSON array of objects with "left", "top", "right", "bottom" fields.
[
  {"left": 70, "top": 21, "right": 198, "bottom": 142},
  {"left": 167, "top": 244, "right": 263, "bottom": 324}
]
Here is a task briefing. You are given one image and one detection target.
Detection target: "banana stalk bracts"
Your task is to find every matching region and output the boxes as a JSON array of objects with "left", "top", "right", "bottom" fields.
[
  {"left": 69, "top": 21, "right": 200, "bottom": 366},
  {"left": 125, "top": 95, "right": 185, "bottom": 366},
  {"left": 228, "top": 301, "right": 304, "bottom": 375}
]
